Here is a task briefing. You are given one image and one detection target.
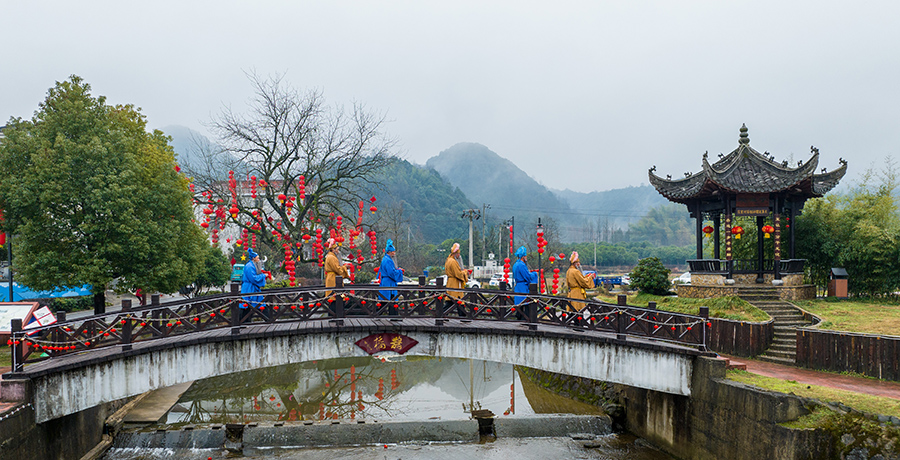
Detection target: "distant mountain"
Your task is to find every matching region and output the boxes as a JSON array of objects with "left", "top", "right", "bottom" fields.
[
  {"left": 160, "top": 125, "right": 231, "bottom": 179},
  {"left": 366, "top": 158, "right": 474, "bottom": 243},
  {"left": 425, "top": 143, "right": 573, "bottom": 231}
]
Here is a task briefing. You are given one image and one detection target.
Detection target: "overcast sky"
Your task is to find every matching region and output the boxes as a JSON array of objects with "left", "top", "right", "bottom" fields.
[{"left": 3, "top": 1, "right": 897, "bottom": 192}]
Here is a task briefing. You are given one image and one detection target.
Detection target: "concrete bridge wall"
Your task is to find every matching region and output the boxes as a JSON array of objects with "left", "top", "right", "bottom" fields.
[{"left": 27, "top": 327, "right": 694, "bottom": 423}]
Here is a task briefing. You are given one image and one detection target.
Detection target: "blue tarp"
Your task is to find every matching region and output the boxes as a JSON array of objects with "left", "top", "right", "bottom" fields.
[{"left": 0, "top": 282, "right": 93, "bottom": 302}]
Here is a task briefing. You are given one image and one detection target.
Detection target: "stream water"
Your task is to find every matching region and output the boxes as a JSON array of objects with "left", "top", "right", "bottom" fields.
[{"left": 102, "top": 355, "right": 673, "bottom": 459}]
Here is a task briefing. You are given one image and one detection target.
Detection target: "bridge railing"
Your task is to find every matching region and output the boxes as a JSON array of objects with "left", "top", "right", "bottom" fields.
[{"left": 5, "top": 280, "right": 710, "bottom": 374}]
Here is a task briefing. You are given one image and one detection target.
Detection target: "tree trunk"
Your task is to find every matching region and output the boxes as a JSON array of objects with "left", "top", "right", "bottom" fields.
[{"left": 93, "top": 291, "right": 106, "bottom": 315}]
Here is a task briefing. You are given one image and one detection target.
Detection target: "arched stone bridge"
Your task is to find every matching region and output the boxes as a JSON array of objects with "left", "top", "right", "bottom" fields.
[{"left": 2, "top": 282, "right": 712, "bottom": 423}]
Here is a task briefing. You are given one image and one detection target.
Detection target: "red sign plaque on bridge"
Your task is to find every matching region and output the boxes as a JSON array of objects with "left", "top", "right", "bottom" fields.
[{"left": 355, "top": 333, "right": 418, "bottom": 355}]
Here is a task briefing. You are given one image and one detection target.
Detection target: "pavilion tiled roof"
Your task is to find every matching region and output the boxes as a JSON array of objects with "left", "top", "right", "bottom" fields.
[{"left": 649, "top": 125, "right": 847, "bottom": 204}]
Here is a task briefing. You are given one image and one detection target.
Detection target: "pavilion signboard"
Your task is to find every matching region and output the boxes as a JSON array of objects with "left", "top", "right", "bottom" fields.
[{"left": 736, "top": 194, "right": 769, "bottom": 216}]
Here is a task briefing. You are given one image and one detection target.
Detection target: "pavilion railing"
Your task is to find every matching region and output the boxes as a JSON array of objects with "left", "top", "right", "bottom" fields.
[
  {"left": 688, "top": 259, "right": 805, "bottom": 275},
  {"left": 4, "top": 281, "right": 711, "bottom": 374}
]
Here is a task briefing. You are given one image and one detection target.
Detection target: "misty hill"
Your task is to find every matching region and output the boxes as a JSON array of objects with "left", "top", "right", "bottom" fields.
[
  {"left": 160, "top": 125, "right": 219, "bottom": 171},
  {"left": 366, "top": 158, "right": 474, "bottom": 243},
  {"left": 164, "top": 125, "right": 472, "bottom": 243},
  {"left": 425, "top": 143, "right": 573, "bottom": 228},
  {"left": 552, "top": 185, "right": 669, "bottom": 229}
]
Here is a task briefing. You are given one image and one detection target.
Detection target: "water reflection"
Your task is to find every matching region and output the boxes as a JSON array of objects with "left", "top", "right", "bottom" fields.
[{"left": 158, "top": 356, "right": 604, "bottom": 426}]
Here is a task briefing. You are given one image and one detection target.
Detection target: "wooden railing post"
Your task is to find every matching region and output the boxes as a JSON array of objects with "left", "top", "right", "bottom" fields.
[
  {"left": 150, "top": 294, "right": 161, "bottom": 337},
  {"left": 616, "top": 296, "right": 627, "bottom": 341},
  {"left": 527, "top": 283, "right": 538, "bottom": 330},
  {"left": 333, "top": 277, "right": 345, "bottom": 324},
  {"left": 121, "top": 299, "right": 132, "bottom": 351},
  {"left": 11, "top": 318, "right": 23, "bottom": 373},
  {"left": 231, "top": 299, "right": 242, "bottom": 334},
  {"left": 51, "top": 311, "right": 66, "bottom": 357},
  {"left": 699, "top": 306, "right": 710, "bottom": 351}
]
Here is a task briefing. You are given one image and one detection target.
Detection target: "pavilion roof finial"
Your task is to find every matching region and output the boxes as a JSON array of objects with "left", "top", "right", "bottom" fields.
[{"left": 739, "top": 124, "right": 750, "bottom": 145}]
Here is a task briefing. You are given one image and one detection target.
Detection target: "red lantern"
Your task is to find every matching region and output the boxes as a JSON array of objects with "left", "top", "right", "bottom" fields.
[
  {"left": 703, "top": 225, "right": 714, "bottom": 237},
  {"left": 370, "top": 206, "right": 377, "bottom": 214},
  {"left": 762, "top": 225, "right": 774, "bottom": 238},
  {"left": 731, "top": 226, "right": 744, "bottom": 239}
]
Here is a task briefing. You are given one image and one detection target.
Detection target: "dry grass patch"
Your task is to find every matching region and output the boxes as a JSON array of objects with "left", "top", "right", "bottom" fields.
[{"left": 794, "top": 298, "right": 900, "bottom": 336}]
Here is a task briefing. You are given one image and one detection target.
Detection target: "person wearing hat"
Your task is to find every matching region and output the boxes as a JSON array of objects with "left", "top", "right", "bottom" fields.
[
  {"left": 512, "top": 246, "right": 538, "bottom": 305},
  {"left": 565, "top": 251, "right": 595, "bottom": 313},
  {"left": 324, "top": 238, "right": 350, "bottom": 296},
  {"left": 378, "top": 239, "right": 405, "bottom": 307},
  {"left": 241, "top": 248, "right": 268, "bottom": 313},
  {"left": 444, "top": 242, "right": 470, "bottom": 316}
]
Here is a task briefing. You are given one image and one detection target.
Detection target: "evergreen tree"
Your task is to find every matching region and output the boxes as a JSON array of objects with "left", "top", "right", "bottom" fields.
[
  {"left": 0, "top": 76, "right": 208, "bottom": 308},
  {"left": 796, "top": 161, "right": 900, "bottom": 296},
  {"left": 630, "top": 257, "right": 672, "bottom": 295}
]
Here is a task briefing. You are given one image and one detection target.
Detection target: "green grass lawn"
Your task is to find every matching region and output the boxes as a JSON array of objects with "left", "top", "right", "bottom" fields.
[
  {"left": 793, "top": 298, "right": 900, "bottom": 336},
  {"left": 727, "top": 368, "right": 900, "bottom": 420},
  {"left": 594, "top": 292, "right": 768, "bottom": 322},
  {"left": 0, "top": 345, "right": 10, "bottom": 369}
]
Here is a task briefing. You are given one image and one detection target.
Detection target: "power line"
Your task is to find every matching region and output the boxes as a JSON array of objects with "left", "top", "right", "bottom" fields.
[{"left": 488, "top": 204, "right": 659, "bottom": 218}]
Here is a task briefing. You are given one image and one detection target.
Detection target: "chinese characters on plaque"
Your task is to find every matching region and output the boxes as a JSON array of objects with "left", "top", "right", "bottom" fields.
[{"left": 355, "top": 333, "right": 418, "bottom": 355}]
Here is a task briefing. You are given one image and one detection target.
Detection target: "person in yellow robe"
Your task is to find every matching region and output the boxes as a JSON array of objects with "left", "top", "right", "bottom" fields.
[
  {"left": 444, "top": 242, "right": 469, "bottom": 316},
  {"left": 324, "top": 238, "right": 350, "bottom": 296},
  {"left": 565, "top": 251, "right": 594, "bottom": 312}
]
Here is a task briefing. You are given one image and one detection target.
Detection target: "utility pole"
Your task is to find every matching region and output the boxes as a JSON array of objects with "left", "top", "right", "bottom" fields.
[
  {"left": 461, "top": 209, "right": 481, "bottom": 270},
  {"left": 6, "top": 233, "right": 11, "bottom": 302},
  {"left": 481, "top": 203, "right": 491, "bottom": 263}
]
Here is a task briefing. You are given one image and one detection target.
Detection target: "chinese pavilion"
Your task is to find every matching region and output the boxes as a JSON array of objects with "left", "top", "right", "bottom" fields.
[{"left": 649, "top": 125, "right": 847, "bottom": 298}]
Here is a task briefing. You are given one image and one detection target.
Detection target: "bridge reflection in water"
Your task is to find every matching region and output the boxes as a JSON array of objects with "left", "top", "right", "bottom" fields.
[
  {"left": 151, "top": 357, "right": 600, "bottom": 426},
  {"left": 104, "top": 356, "right": 673, "bottom": 460}
]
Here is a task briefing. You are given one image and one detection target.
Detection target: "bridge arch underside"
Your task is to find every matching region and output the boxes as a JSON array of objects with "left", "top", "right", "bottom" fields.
[{"left": 27, "top": 323, "right": 697, "bottom": 422}]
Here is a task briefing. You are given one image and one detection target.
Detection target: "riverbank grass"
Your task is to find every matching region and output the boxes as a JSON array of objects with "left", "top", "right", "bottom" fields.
[
  {"left": 727, "top": 369, "right": 900, "bottom": 420},
  {"left": 794, "top": 298, "right": 900, "bottom": 336},
  {"left": 594, "top": 292, "right": 768, "bottom": 322}
]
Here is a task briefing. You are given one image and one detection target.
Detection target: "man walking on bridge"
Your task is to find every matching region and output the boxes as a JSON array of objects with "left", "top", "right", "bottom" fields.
[
  {"left": 565, "top": 251, "right": 595, "bottom": 321},
  {"left": 445, "top": 242, "right": 469, "bottom": 316},
  {"left": 378, "top": 239, "right": 404, "bottom": 306},
  {"left": 513, "top": 246, "right": 538, "bottom": 305},
  {"left": 324, "top": 238, "right": 350, "bottom": 297},
  {"left": 241, "top": 248, "right": 268, "bottom": 314}
]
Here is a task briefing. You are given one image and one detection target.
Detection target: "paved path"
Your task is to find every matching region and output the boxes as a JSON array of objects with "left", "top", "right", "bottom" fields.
[{"left": 723, "top": 354, "right": 900, "bottom": 400}]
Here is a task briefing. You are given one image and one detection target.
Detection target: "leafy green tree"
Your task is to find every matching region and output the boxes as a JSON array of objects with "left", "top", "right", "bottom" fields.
[
  {"left": 630, "top": 257, "right": 672, "bottom": 295},
  {"left": 0, "top": 76, "right": 208, "bottom": 308},
  {"left": 796, "top": 161, "right": 900, "bottom": 296},
  {"left": 192, "top": 244, "right": 232, "bottom": 295}
]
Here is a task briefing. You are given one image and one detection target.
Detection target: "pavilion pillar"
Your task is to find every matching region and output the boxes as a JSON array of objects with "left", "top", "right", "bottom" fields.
[
  {"left": 695, "top": 204, "right": 703, "bottom": 259},
  {"left": 725, "top": 210, "right": 733, "bottom": 280},
  {"left": 789, "top": 203, "right": 796, "bottom": 259},
  {"left": 756, "top": 216, "right": 765, "bottom": 283},
  {"left": 774, "top": 212, "right": 782, "bottom": 280},
  {"left": 713, "top": 213, "right": 721, "bottom": 260}
]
